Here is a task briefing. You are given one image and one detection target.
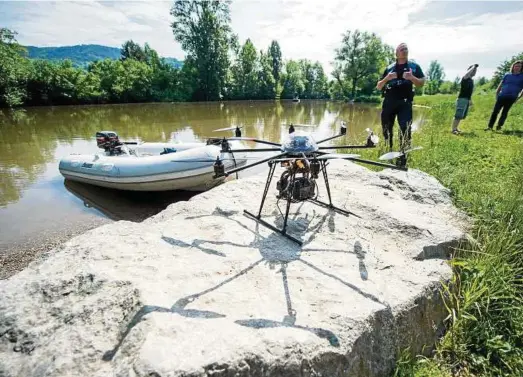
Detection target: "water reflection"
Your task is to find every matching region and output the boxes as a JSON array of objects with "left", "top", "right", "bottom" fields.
[
  {"left": 64, "top": 180, "right": 194, "bottom": 222},
  {"left": 0, "top": 100, "right": 426, "bottom": 248}
]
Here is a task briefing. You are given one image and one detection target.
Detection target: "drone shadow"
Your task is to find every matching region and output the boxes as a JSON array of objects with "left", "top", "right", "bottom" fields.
[
  {"left": 103, "top": 209, "right": 378, "bottom": 361},
  {"left": 161, "top": 236, "right": 227, "bottom": 257},
  {"left": 173, "top": 209, "right": 375, "bottom": 300},
  {"left": 354, "top": 241, "right": 368, "bottom": 281},
  {"left": 501, "top": 129, "right": 523, "bottom": 138},
  {"left": 102, "top": 259, "right": 263, "bottom": 361},
  {"left": 453, "top": 131, "right": 478, "bottom": 138},
  {"left": 235, "top": 263, "right": 339, "bottom": 347}
]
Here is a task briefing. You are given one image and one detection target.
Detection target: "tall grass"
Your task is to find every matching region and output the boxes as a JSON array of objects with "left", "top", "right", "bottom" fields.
[{"left": 362, "top": 93, "right": 523, "bottom": 376}]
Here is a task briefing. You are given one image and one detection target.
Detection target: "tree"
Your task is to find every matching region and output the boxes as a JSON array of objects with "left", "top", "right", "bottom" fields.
[
  {"left": 268, "top": 40, "right": 282, "bottom": 83},
  {"left": 450, "top": 76, "right": 460, "bottom": 93},
  {"left": 120, "top": 40, "right": 147, "bottom": 62},
  {"left": 297, "top": 60, "right": 328, "bottom": 99},
  {"left": 257, "top": 50, "right": 276, "bottom": 99},
  {"left": 332, "top": 29, "right": 393, "bottom": 100},
  {"left": 281, "top": 60, "right": 305, "bottom": 99},
  {"left": 491, "top": 52, "right": 523, "bottom": 88},
  {"left": 170, "top": 0, "right": 234, "bottom": 101},
  {"left": 0, "top": 28, "right": 30, "bottom": 107},
  {"left": 438, "top": 81, "right": 454, "bottom": 94},
  {"left": 309, "top": 62, "right": 328, "bottom": 99},
  {"left": 477, "top": 76, "right": 488, "bottom": 86},
  {"left": 27, "top": 59, "right": 88, "bottom": 105},
  {"left": 425, "top": 60, "right": 445, "bottom": 94},
  {"left": 240, "top": 39, "right": 258, "bottom": 98},
  {"left": 328, "top": 79, "right": 345, "bottom": 100}
]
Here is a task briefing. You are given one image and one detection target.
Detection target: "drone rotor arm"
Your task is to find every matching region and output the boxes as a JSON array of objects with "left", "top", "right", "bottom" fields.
[
  {"left": 226, "top": 147, "right": 283, "bottom": 153},
  {"left": 226, "top": 137, "right": 281, "bottom": 147},
  {"left": 351, "top": 157, "right": 408, "bottom": 171},
  {"left": 221, "top": 152, "right": 289, "bottom": 177},
  {"left": 315, "top": 153, "right": 361, "bottom": 161},
  {"left": 318, "top": 144, "right": 375, "bottom": 150},
  {"left": 315, "top": 133, "right": 345, "bottom": 145},
  {"left": 170, "top": 156, "right": 276, "bottom": 163}
]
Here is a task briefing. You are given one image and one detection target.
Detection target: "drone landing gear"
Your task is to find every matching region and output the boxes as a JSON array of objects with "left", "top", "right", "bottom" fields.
[
  {"left": 244, "top": 162, "right": 304, "bottom": 244},
  {"left": 243, "top": 160, "right": 358, "bottom": 246}
]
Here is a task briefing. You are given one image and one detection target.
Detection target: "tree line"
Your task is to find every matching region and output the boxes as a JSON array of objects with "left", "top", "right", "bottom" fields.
[{"left": 1, "top": 0, "right": 521, "bottom": 108}]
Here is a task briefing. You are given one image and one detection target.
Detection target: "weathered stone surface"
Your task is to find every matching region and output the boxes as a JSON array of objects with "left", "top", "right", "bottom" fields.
[{"left": 0, "top": 160, "right": 470, "bottom": 377}]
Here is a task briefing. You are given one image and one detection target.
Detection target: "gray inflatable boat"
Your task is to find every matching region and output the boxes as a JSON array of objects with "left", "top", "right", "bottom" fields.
[{"left": 59, "top": 131, "right": 249, "bottom": 191}]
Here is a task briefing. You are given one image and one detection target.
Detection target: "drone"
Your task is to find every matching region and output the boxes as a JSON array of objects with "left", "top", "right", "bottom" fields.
[{"left": 192, "top": 121, "right": 421, "bottom": 245}]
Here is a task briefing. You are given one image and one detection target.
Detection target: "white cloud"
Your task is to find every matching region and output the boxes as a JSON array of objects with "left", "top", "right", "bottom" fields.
[
  {"left": 2, "top": 0, "right": 523, "bottom": 80},
  {"left": 230, "top": 0, "right": 430, "bottom": 72},
  {"left": 385, "top": 10, "right": 523, "bottom": 78},
  {"left": 4, "top": 1, "right": 184, "bottom": 58},
  {"left": 230, "top": 0, "right": 523, "bottom": 79}
]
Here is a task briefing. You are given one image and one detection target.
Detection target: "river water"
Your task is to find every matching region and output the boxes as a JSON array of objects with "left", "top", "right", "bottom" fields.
[{"left": 0, "top": 100, "right": 426, "bottom": 256}]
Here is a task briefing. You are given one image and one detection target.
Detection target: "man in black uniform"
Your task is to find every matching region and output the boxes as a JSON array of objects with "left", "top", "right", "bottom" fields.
[
  {"left": 376, "top": 43, "right": 425, "bottom": 166},
  {"left": 452, "top": 64, "right": 478, "bottom": 134}
]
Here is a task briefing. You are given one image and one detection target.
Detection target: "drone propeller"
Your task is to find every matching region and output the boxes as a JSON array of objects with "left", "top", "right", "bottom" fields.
[
  {"left": 378, "top": 146, "right": 423, "bottom": 161},
  {"left": 281, "top": 123, "right": 316, "bottom": 128},
  {"left": 213, "top": 126, "right": 243, "bottom": 132}
]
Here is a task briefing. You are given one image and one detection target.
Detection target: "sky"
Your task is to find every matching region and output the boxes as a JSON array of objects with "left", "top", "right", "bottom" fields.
[{"left": 1, "top": 0, "right": 523, "bottom": 80}]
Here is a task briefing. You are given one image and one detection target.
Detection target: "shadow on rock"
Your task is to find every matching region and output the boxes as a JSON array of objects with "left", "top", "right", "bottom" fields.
[
  {"left": 102, "top": 258, "right": 267, "bottom": 361},
  {"left": 235, "top": 317, "right": 339, "bottom": 347},
  {"left": 105, "top": 205, "right": 382, "bottom": 360},
  {"left": 161, "top": 235, "right": 227, "bottom": 257},
  {"left": 102, "top": 298, "right": 226, "bottom": 361},
  {"left": 354, "top": 241, "right": 368, "bottom": 281},
  {"left": 235, "top": 262, "right": 340, "bottom": 347}
]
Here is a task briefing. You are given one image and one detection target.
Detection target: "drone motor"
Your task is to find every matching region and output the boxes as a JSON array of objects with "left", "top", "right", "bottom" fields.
[
  {"left": 213, "top": 157, "right": 225, "bottom": 178},
  {"left": 310, "top": 159, "right": 320, "bottom": 179}
]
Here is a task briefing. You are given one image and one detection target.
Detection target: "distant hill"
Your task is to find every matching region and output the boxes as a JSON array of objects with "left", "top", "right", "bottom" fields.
[{"left": 24, "top": 44, "right": 183, "bottom": 69}]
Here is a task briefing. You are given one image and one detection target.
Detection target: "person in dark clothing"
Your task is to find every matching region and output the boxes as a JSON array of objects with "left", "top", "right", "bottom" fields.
[
  {"left": 452, "top": 64, "right": 478, "bottom": 134},
  {"left": 376, "top": 43, "right": 426, "bottom": 164},
  {"left": 486, "top": 60, "right": 523, "bottom": 131}
]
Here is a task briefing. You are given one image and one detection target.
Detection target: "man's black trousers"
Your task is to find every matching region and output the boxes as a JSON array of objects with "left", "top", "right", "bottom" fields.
[{"left": 380, "top": 97, "right": 413, "bottom": 149}]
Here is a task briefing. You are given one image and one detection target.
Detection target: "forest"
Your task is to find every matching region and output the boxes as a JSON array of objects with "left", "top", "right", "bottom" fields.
[{"left": 1, "top": 0, "right": 522, "bottom": 108}]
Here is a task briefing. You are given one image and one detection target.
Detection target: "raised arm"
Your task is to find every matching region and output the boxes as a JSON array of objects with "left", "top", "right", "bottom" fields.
[
  {"left": 410, "top": 75, "right": 426, "bottom": 88},
  {"left": 377, "top": 69, "right": 396, "bottom": 91},
  {"left": 404, "top": 63, "right": 426, "bottom": 88}
]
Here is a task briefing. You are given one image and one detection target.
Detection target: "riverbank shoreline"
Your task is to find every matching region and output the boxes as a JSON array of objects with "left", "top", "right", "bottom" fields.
[
  {"left": 0, "top": 218, "right": 109, "bottom": 280},
  {"left": 0, "top": 97, "right": 381, "bottom": 112}
]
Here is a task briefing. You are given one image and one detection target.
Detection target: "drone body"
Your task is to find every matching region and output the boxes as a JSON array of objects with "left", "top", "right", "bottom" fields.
[{"left": 280, "top": 133, "right": 319, "bottom": 155}]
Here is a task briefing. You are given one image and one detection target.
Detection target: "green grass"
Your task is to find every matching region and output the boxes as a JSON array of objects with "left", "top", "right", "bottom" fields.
[{"left": 360, "top": 92, "right": 523, "bottom": 376}]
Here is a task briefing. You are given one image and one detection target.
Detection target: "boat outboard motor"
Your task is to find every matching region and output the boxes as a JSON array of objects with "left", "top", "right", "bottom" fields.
[{"left": 96, "top": 131, "right": 124, "bottom": 155}]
